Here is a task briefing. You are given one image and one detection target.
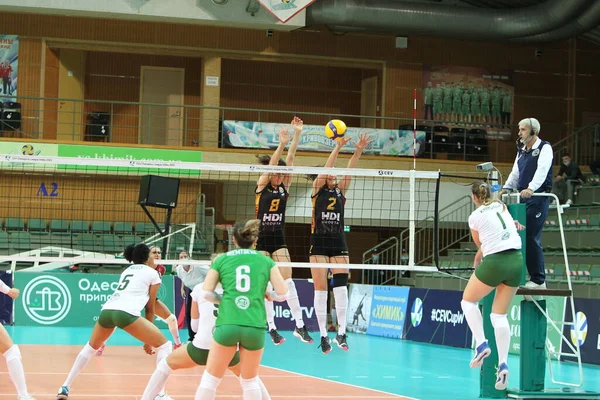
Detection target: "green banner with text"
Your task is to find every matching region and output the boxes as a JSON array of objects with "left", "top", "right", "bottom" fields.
[
  {"left": 14, "top": 272, "right": 174, "bottom": 328},
  {"left": 508, "top": 295, "right": 565, "bottom": 358}
]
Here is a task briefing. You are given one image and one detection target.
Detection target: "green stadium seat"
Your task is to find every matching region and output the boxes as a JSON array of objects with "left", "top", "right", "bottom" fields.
[
  {"left": 114, "top": 222, "right": 133, "bottom": 234},
  {"left": 9, "top": 231, "right": 31, "bottom": 251},
  {"left": 50, "top": 220, "right": 69, "bottom": 234},
  {"left": 71, "top": 220, "right": 89, "bottom": 232},
  {"left": 5, "top": 218, "right": 25, "bottom": 230},
  {"left": 92, "top": 221, "right": 111, "bottom": 233},
  {"left": 27, "top": 218, "right": 47, "bottom": 232}
]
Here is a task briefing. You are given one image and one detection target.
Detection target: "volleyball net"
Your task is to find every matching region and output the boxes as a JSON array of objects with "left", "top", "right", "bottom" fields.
[{"left": 0, "top": 154, "right": 463, "bottom": 277}]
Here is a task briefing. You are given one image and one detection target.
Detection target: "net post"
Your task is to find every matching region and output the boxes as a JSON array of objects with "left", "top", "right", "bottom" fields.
[
  {"left": 409, "top": 169, "right": 416, "bottom": 268},
  {"left": 433, "top": 171, "right": 441, "bottom": 268}
]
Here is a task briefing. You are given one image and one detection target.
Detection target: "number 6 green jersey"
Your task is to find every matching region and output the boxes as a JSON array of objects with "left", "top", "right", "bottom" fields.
[{"left": 211, "top": 249, "right": 276, "bottom": 329}]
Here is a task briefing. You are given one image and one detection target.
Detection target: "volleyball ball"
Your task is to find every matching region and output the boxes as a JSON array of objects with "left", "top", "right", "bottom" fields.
[
  {"left": 325, "top": 119, "right": 347, "bottom": 140},
  {"left": 21, "top": 144, "right": 35, "bottom": 155}
]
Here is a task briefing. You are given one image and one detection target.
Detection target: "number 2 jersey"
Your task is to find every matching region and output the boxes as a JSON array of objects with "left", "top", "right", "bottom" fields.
[
  {"left": 101, "top": 264, "right": 162, "bottom": 317},
  {"left": 191, "top": 283, "right": 224, "bottom": 350},
  {"left": 255, "top": 183, "right": 288, "bottom": 234},
  {"left": 311, "top": 185, "right": 346, "bottom": 236},
  {"left": 210, "top": 249, "right": 275, "bottom": 329}
]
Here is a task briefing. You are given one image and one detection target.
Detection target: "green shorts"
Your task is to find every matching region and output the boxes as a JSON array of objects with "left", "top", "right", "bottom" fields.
[
  {"left": 186, "top": 342, "right": 240, "bottom": 366},
  {"left": 213, "top": 325, "right": 265, "bottom": 351},
  {"left": 97, "top": 309, "right": 138, "bottom": 329},
  {"left": 475, "top": 249, "right": 523, "bottom": 288}
]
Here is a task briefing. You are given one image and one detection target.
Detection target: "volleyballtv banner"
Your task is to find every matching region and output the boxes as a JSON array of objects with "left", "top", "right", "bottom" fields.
[{"left": 222, "top": 120, "right": 426, "bottom": 157}]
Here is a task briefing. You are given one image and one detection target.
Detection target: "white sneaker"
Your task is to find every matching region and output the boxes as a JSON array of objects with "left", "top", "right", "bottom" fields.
[{"left": 524, "top": 281, "right": 546, "bottom": 289}]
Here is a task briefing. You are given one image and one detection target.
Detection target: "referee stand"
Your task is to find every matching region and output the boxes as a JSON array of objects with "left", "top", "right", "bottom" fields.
[{"left": 480, "top": 193, "right": 600, "bottom": 400}]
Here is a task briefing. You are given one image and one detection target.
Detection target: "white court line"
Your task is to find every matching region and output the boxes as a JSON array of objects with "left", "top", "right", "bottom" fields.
[
  {"left": 0, "top": 395, "right": 405, "bottom": 399},
  {"left": 263, "top": 365, "right": 419, "bottom": 400}
]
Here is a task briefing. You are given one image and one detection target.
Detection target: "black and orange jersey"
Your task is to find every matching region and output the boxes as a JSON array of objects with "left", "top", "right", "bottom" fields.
[
  {"left": 311, "top": 185, "right": 345, "bottom": 236},
  {"left": 255, "top": 183, "right": 288, "bottom": 233}
]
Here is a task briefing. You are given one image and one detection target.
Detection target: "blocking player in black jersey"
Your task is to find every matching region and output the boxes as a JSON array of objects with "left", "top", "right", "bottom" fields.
[
  {"left": 255, "top": 116, "right": 314, "bottom": 346},
  {"left": 310, "top": 132, "right": 372, "bottom": 354}
]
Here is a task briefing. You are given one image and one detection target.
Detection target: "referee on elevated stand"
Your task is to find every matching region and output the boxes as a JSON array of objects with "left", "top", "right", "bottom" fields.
[{"left": 502, "top": 118, "right": 553, "bottom": 289}]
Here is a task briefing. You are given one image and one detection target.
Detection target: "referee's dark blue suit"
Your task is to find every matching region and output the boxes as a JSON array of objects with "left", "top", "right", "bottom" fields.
[{"left": 503, "top": 118, "right": 553, "bottom": 288}]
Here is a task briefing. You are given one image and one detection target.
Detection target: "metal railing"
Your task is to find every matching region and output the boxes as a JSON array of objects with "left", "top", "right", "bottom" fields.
[
  {"left": 0, "top": 94, "right": 530, "bottom": 163},
  {"left": 399, "top": 195, "right": 474, "bottom": 266},
  {"left": 552, "top": 123, "right": 600, "bottom": 168},
  {"left": 361, "top": 237, "right": 400, "bottom": 285}
]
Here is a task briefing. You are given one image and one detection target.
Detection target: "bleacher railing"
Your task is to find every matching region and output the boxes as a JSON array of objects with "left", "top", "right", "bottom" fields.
[
  {"left": 552, "top": 123, "right": 600, "bottom": 168},
  {"left": 0, "top": 94, "right": 539, "bottom": 163}
]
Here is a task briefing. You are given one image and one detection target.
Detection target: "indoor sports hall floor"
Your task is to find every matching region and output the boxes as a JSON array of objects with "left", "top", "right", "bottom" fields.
[{"left": 0, "top": 327, "right": 599, "bottom": 400}]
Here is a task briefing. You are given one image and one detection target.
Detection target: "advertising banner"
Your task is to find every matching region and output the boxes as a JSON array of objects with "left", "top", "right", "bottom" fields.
[
  {"left": 272, "top": 279, "right": 317, "bottom": 331},
  {"left": 403, "top": 288, "right": 472, "bottom": 348},
  {"left": 562, "top": 298, "right": 600, "bottom": 366},
  {"left": 14, "top": 272, "right": 174, "bottom": 328},
  {"left": 0, "top": 35, "right": 18, "bottom": 101},
  {"left": 0, "top": 141, "right": 202, "bottom": 176},
  {"left": 367, "top": 285, "right": 410, "bottom": 339},
  {"left": 507, "top": 295, "right": 565, "bottom": 358},
  {"left": 347, "top": 284, "right": 373, "bottom": 334},
  {"left": 222, "top": 120, "right": 425, "bottom": 157}
]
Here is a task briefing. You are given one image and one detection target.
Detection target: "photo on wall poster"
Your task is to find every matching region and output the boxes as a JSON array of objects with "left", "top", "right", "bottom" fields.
[
  {"left": 346, "top": 284, "right": 373, "bottom": 334},
  {"left": 0, "top": 35, "right": 18, "bottom": 101},
  {"left": 422, "top": 65, "right": 513, "bottom": 136}
]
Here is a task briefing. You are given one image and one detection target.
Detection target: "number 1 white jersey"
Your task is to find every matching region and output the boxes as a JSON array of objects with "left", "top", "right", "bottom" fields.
[
  {"left": 468, "top": 201, "right": 522, "bottom": 257},
  {"left": 102, "top": 264, "right": 162, "bottom": 317},
  {"left": 191, "top": 284, "right": 223, "bottom": 350}
]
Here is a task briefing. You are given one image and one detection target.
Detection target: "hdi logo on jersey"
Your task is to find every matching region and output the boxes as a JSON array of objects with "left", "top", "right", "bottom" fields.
[
  {"left": 321, "top": 212, "right": 340, "bottom": 222},
  {"left": 262, "top": 213, "right": 283, "bottom": 223},
  {"left": 22, "top": 275, "right": 72, "bottom": 325}
]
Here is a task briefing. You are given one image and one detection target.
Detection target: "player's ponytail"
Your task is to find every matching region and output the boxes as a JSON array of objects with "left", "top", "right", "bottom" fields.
[
  {"left": 471, "top": 180, "right": 499, "bottom": 206},
  {"left": 124, "top": 243, "right": 151, "bottom": 264},
  {"left": 233, "top": 219, "right": 261, "bottom": 248}
]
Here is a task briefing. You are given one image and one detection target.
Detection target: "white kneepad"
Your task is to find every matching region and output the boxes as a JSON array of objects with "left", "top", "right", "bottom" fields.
[
  {"left": 240, "top": 377, "right": 261, "bottom": 392},
  {"left": 3, "top": 345, "right": 21, "bottom": 362},
  {"left": 490, "top": 313, "right": 509, "bottom": 328}
]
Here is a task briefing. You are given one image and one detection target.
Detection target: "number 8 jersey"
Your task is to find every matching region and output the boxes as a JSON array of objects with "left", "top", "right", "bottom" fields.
[
  {"left": 255, "top": 183, "right": 288, "bottom": 233},
  {"left": 210, "top": 249, "right": 275, "bottom": 329},
  {"left": 102, "top": 264, "right": 162, "bottom": 316}
]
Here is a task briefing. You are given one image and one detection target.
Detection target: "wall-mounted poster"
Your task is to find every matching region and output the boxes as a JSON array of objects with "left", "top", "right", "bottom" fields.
[
  {"left": 423, "top": 65, "right": 513, "bottom": 134},
  {"left": 0, "top": 35, "right": 18, "bottom": 101}
]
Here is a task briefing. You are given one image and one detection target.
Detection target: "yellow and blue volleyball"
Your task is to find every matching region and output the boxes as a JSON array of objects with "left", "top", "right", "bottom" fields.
[
  {"left": 325, "top": 119, "right": 347, "bottom": 140},
  {"left": 21, "top": 144, "right": 35, "bottom": 155}
]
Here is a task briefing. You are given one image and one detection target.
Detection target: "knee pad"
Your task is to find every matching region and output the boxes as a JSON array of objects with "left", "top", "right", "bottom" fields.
[
  {"left": 166, "top": 314, "right": 177, "bottom": 324},
  {"left": 460, "top": 300, "right": 478, "bottom": 313},
  {"left": 3, "top": 345, "right": 20, "bottom": 362},
  {"left": 200, "top": 371, "right": 222, "bottom": 390},
  {"left": 158, "top": 357, "right": 173, "bottom": 374},
  {"left": 332, "top": 273, "right": 348, "bottom": 288},
  {"left": 240, "top": 376, "right": 261, "bottom": 392},
  {"left": 490, "top": 313, "right": 509, "bottom": 329}
]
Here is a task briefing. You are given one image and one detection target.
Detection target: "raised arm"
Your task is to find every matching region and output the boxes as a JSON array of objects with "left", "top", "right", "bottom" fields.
[
  {"left": 338, "top": 132, "right": 374, "bottom": 193},
  {"left": 256, "top": 126, "right": 292, "bottom": 192},
  {"left": 312, "top": 137, "right": 351, "bottom": 196},
  {"left": 283, "top": 117, "right": 303, "bottom": 188}
]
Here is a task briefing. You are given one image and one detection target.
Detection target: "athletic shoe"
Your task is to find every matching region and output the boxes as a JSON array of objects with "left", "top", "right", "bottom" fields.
[
  {"left": 524, "top": 281, "right": 547, "bottom": 289},
  {"left": 470, "top": 341, "right": 491, "bottom": 368},
  {"left": 173, "top": 343, "right": 182, "bottom": 350},
  {"left": 56, "top": 386, "right": 69, "bottom": 400},
  {"left": 318, "top": 336, "right": 332, "bottom": 354},
  {"left": 333, "top": 334, "right": 349, "bottom": 351},
  {"left": 293, "top": 326, "right": 314, "bottom": 344},
  {"left": 154, "top": 394, "right": 174, "bottom": 400},
  {"left": 96, "top": 344, "right": 106, "bottom": 356},
  {"left": 495, "top": 363, "right": 509, "bottom": 390},
  {"left": 269, "top": 329, "right": 285, "bottom": 345}
]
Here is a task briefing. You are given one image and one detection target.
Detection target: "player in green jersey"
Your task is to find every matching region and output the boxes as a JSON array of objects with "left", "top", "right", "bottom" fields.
[{"left": 195, "top": 219, "right": 288, "bottom": 400}]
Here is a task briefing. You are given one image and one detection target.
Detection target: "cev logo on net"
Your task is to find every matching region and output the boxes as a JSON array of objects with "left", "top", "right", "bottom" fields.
[{"left": 22, "top": 275, "right": 72, "bottom": 325}]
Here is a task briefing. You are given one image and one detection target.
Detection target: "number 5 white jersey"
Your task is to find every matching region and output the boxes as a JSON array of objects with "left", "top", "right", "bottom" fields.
[
  {"left": 468, "top": 201, "right": 522, "bottom": 257},
  {"left": 102, "top": 264, "right": 162, "bottom": 317},
  {"left": 191, "top": 284, "right": 224, "bottom": 350}
]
